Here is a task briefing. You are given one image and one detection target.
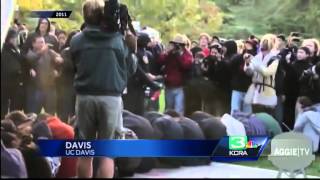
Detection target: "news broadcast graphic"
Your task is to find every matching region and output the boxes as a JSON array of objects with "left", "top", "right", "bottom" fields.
[
  {"left": 30, "top": 11, "right": 72, "bottom": 18},
  {"left": 268, "top": 132, "right": 316, "bottom": 178},
  {"left": 37, "top": 136, "right": 269, "bottom": 162},
  {"left": 211, "top": 136, "right": 269, "bottom": 162}
]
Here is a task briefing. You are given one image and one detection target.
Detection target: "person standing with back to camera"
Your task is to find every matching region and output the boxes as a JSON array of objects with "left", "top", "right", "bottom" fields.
[{"left": 70, "top": 0, "right": 137, "bottom": 178}]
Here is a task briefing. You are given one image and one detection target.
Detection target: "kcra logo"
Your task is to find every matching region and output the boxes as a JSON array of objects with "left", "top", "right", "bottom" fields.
[{"left": 229, "top": 136, "right": 259, "bottom": 156}]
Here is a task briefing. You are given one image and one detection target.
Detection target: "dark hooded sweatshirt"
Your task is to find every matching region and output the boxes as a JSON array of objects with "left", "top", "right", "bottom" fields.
[
  {"left": 70, "top": 25, "right": 137, "bottom": 96},
  {"left": 22, "top": 18, "right": 59, "bottom": 55}
]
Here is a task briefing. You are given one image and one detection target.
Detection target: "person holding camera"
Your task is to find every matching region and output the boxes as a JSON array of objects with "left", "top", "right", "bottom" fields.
[
  {"left": 184, "top": 49, "right": 207, "bottom": 116},
  {"left": 243, "top": 34, "right": 279, "bottom": 117},
  {"left": 280, "top": 33, "right": 302, "bottom": 129},
  {"left": 229, "top": 39, "right": 258, "bottom": 115},
  {"left": 201, "top": 43, "right": 231, "bottom": 116},
  {"left": 302, "top": 39, "right": 320, "bottom": 65},
  {"left": 69, "top": 0, "right": 137, "bottom": 178},
  {"left": 157, "top": 34, "right": 193, "bottom": 115}
]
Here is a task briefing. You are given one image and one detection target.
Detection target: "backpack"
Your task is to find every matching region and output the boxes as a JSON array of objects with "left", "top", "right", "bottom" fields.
[{"left": 267, "top": 55, "right": 284, "bottom": 95}]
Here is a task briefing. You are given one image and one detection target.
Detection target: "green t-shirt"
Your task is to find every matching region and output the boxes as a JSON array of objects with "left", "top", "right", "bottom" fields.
[{"left": 255, "top": 113, "right": 283, "bottom": 137}]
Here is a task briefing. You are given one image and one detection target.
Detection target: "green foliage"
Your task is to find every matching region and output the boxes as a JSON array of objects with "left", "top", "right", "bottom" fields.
[
  {"left": 212, "top": 0, "right": 320, "bottom": 39},
  {"left": 18, "top": 0, "right": 85, "bottom": 33},
  {"left": 122, "top": 0, "right": 224, "bottom": 42},
  {"left": 17, "top": 0, "right": 319, "bottom": 41}
]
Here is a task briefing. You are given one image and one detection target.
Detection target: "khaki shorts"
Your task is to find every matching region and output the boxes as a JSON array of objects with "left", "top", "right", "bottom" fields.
[{"left": 75, "top": 95, "right": 123, "bottom": 140}]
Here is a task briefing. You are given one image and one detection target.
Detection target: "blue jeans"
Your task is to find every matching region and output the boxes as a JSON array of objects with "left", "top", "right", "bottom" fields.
[
  {"left": 231, "top": 90, "right": 252, "bottom": 115},
  {"left": 165, "top": 87, "right": 185, "bottom": 115},
  {"left": 26, "top": 85, "right": 56, "bottom": 114}
]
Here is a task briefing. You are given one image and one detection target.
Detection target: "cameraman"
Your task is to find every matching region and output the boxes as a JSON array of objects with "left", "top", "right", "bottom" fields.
[
  {"left": 281, "top": 33, "right": 302, "bottom": 129},
  {"left": 201, "top": 43, "right": 230, "bottom": 116},
  {"left": 157, "top": 34, "right": 193, "bottom": 115},
  {"left": 279, "top": 33, "right": 301, "bottom": 64},
  {"left": 70, "top": 0, "right": 137, "bottom": 178}
]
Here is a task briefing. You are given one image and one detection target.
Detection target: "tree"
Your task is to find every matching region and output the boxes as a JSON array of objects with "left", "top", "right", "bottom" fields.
[
  {"left": 17, "top": 0, "right": 85, "bottom": 33},
  {"left": 212, "top": 0, "right": 320, "bottom": 39},
  {"left": 122, "top": 0, "right": 224, "bottom": 42}
]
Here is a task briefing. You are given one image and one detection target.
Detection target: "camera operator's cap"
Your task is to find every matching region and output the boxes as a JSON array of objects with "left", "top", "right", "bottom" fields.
[
  {"left": 170, "top": 34, "right": 186, "bottom": 45},
  {"left": 290, "top": 32, "right": 301, "bottom": 37},
  {"left": 289, "top": 32, "right": 302, "bottom": 42}
]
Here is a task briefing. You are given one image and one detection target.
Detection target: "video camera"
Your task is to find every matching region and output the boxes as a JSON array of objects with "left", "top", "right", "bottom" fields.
[
  {"left": 168, "top": 42, "right": 185, "bottom": 56},
  {"left": 103, "top": 0, "right": 136, "bottom": 35}
]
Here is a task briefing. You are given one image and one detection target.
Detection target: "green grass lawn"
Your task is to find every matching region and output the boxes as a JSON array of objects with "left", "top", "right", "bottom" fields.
[{"left": 230, "top": 155, "right": 320, "bottom": 177}]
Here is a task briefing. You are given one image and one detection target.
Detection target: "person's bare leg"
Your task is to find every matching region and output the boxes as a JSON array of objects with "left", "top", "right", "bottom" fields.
[
  {"left": 77, "top": 157, "right": 93, "bottom": 178},
  {"left": 96, "top": 157, "right": 114, "bottom": 178}
]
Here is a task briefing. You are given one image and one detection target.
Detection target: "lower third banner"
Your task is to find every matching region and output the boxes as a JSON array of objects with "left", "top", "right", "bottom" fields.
[{"left": 37, "top": 137, "right": 269, "bottom": 162}]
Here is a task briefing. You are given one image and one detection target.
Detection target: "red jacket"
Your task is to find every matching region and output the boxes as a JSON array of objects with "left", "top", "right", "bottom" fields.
[
  {"left": 158, "top": 49, "right": 193, "bottom": 88},
  {"left": 46, "top": 117, "right": 77, "bottom": 178},
  {"left": 202, "top": 48, "right": 210, "bottom": 57}
]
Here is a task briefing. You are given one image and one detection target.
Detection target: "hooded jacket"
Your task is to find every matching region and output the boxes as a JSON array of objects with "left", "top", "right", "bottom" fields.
[
  {"left": 70, "top": 25, "right": 137, "bottom": 96},
  {"left": 1, "top": 43, "right": 24, "bottom": 88},
  {"left": 22, "top": 18, "right": 59, "bottom": 55}
]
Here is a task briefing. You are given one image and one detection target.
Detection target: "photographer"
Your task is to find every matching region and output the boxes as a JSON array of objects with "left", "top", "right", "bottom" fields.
[
  {"left": 184, "top": 50, "right": 207, "bottom": 116},
  {"left": 299, "top": 60, "right": 320, "bottom": 104},
  {"left": 157, "top": 34, "right": 193, "bottom": 115},
  {"left": 202, "top": 43, "right": 230, "bottom": 116},
  {"left": 281, "top": 33, "right": 302, "bottom": 129},
  {"left": 302, "top": 38, "right": 320, "bottom": 65},
  {"left": 279, "top": 32, "right": 301, "bottom": 64},
  {"left": 70, "top": 0, "right": 137, "bottom": 178},
  {"left": 229, "top": 39, "right": 258, "bottom": 115}
]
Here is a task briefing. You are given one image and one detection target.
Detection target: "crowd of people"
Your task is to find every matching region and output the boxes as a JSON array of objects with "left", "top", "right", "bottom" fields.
[{"left": 1, "top": 0, "right": 320, "bottom": 178}]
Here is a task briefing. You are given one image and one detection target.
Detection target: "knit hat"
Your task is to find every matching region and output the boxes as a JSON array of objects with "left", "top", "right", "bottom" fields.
[
  {"left": 137, "top": 32, "right": 151, "bottom": 48},
  {"left": 32, "top": 120, "right": 53, "bottom": 141}
]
